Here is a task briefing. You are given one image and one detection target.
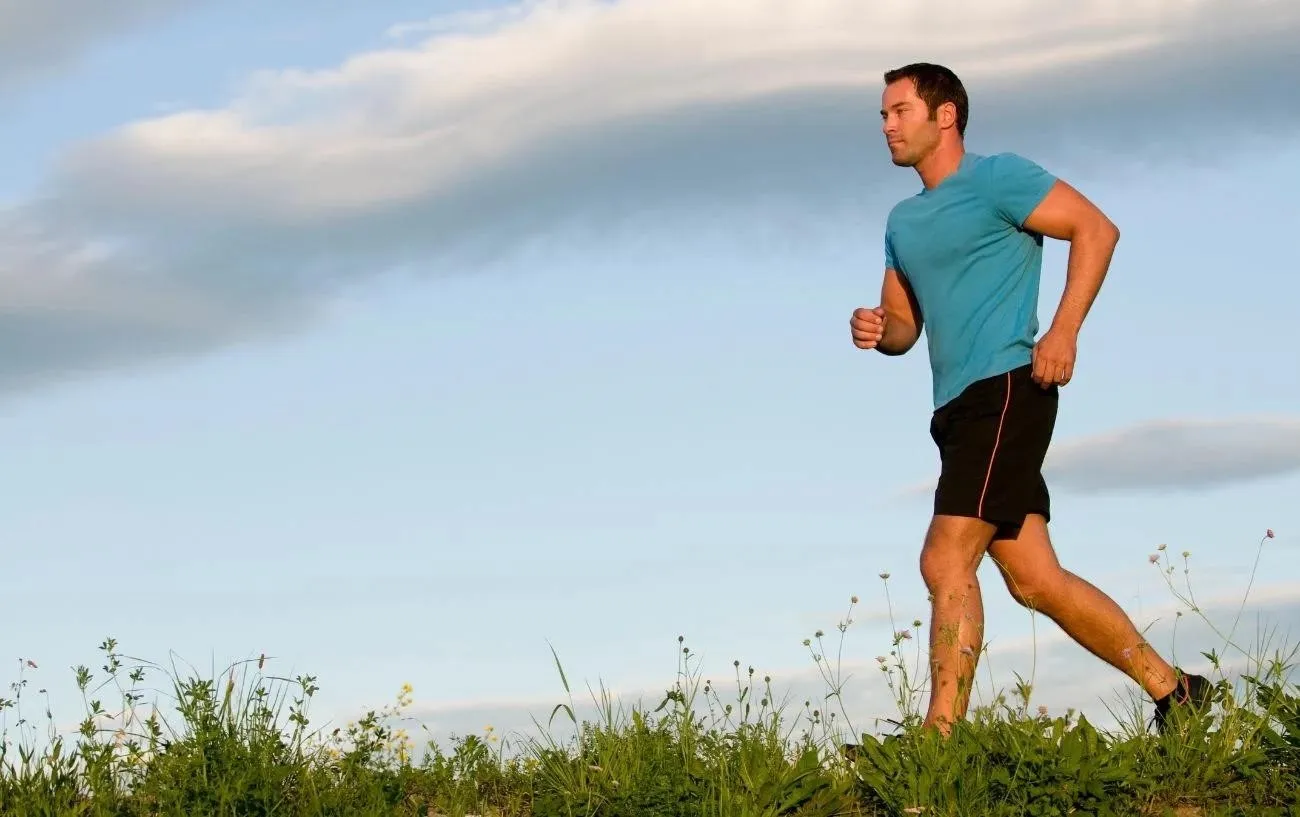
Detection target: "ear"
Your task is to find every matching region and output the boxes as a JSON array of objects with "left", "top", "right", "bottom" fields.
[{"left": 936, "top": 101, "right": 958, "bottom": 131}]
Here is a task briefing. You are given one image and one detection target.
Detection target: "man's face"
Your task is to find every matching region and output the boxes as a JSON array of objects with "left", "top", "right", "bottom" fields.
[{"left": 880, "top": 79, "right": 941, "bottom": 167}]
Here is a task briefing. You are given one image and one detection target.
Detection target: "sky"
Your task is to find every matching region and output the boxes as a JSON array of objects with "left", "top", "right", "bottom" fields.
[{"left": 2, "top": 0, "right": 1299, "bottom": 754}]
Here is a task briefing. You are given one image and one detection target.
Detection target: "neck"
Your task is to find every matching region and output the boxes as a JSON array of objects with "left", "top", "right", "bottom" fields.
[{"left": 914, "top": 141, "right": 965, "bottom": 189}]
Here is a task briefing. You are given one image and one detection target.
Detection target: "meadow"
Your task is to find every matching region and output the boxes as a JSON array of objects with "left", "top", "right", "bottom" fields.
[{"left": 3, "top": 532, "right": 1296, "bottom": 816}]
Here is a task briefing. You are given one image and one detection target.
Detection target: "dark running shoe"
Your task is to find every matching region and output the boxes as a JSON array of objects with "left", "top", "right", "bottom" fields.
[{"left": 1152, "top": 669, "right": 1213, "bottom": 734}]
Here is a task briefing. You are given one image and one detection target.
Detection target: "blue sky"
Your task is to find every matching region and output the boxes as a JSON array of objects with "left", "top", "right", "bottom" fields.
[{"left": 2, "top": 0, "right": 1298, "bottom": 750}]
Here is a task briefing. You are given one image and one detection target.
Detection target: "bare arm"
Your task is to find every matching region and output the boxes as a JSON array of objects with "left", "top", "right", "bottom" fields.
[
  {"left": 876, "top": 267, "right": 923, "bottom": 355},
  {"left": 1022, "top": 180, "right": 1120, "bottom": 336}
]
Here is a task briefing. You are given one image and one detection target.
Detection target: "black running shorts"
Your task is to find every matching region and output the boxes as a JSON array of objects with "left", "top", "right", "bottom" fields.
[{"left": 929, "top": 363, "right": 1057, "bottom": 532}]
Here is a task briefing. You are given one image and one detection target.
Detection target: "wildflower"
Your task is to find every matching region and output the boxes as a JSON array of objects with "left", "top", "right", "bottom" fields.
[
  {"left": 24, "top": 659, "right": 36, "bottom": 669},
  {"left": 879, "top": 572, "right": 891, "bottom": 580},
  {"left": 896, "top": 629, "right": 912, "bottom": 641},
  {"left": 1148, "top": 554, "right": 1160, "bottom": 564},
  {"left": 1037, "top": 705, "right": 1049, "bottom": 716},
  {"left": 815, "top": 629, "right": 824, "bottom": 638},
  {"left": 913, "top": 619, "right": 922, "bottom": 628},
  {"left": 876, "top": 656, "right": 887, "bottom": 664},
  {"left": 850, "top": 595, "right": 859, "bottom": 604},
  {"left": 1157, "top": 543, "right": 1167, "bottom": 551},
  {"left": 1266, "top": 529, "right": 1275, "bottom": 539},
  {"left": 1182, "top": 550, "right": 1190, "bottom": 558}
]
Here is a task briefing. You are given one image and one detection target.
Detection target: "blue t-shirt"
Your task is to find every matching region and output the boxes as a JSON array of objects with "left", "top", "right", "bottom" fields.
[{"left": 884, "top": 152, "right": 1057, "bottom": 409}]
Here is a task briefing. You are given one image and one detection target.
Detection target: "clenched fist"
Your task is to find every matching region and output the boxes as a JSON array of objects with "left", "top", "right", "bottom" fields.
[
  {"left": 1031, "top": 326, "right": 1077, "bottom": 387},
  {"left": 850, "top": 306, "right": 887, "bottom": 349}
]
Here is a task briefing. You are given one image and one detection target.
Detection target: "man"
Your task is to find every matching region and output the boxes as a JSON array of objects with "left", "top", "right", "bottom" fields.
[{"left": 850, "top": 62, "right": 1211, "bottom": 736}]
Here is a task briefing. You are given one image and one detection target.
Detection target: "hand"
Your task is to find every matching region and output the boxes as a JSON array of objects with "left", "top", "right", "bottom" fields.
[
  {"left": 1031, "top": 327, "right": 1077, "bottom": 387},
  {"left": 850, "top": 306, "right": 887, "bottom": 349}
]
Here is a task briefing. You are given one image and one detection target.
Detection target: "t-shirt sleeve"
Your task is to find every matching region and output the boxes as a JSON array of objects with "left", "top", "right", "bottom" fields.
[
  {"left": 981, "top": 152, "right": 1058, "bottom": 227},
  {"left": 884, "top": 229, "right": 898, "bottom": 270}
]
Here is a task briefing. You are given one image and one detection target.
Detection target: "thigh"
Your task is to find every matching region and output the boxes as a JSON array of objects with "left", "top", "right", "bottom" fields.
[
  {"left": 973, "top": 365, "right": 1058, "bottom": 531},
  {"left": 987, "top": 513, "right": 1061, "bottom": 584},
  {"left": 921, "top": 513, "right": 998, "bottom": 577},
  {"left": 931, "top": 368, "right": 1033, "bottom": 526}
]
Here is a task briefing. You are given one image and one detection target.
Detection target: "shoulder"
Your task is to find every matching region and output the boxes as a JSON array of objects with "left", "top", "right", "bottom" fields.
[
  {"left": 974, "top": 151, "right": 1044, "bottom": 169},
  {"left": 973, "top": 152, "right": 1056, "bottom": 185},
  {"left": 885, "top": 193, "right": 924, "bottom": 228},
  {"left": 972, "top": 152, "right": 1058, "bottom": 224}
]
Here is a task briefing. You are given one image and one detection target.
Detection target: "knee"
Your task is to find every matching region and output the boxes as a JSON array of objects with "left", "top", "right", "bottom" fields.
[
  {"left": 918, "top": 518, "right": 991, "bottom": 594},
  {"left": 919, "top": 548, "right": 978, "bottom": 596},
  {"left": 1002, "top": 568, "right": 1066, "bottom": 611}
]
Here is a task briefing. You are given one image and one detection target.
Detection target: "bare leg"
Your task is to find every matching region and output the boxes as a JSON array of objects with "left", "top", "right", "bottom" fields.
[
  {"left": 919, "top": 514, "right": 998, "bottom": 734},
  {"left": 988, "top": 514, "right": 1179, "bottom": 700}
]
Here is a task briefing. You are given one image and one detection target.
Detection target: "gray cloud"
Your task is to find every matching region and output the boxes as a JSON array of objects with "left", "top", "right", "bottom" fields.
[
  {"left": 899, "top": 416, "right": 1300, "bottom": 497},
  {"left": 3, "top": 0, "right": 1299, "bottom": 394},
  {"left": 1044, "top": 417, "right": 1300, "bottom": 493},
  {"left": 0, "top": 0, "right": 197, "bottom": 92}
]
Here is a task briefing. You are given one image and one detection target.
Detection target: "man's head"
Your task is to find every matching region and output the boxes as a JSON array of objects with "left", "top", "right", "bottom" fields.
[{"left": 880, "top": 63, "right": 968, "bottom": 167}]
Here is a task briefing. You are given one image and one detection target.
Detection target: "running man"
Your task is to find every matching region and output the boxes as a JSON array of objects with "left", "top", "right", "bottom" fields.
[{"left": 850, "top": 62, "right": 1211, "bottom": 735}]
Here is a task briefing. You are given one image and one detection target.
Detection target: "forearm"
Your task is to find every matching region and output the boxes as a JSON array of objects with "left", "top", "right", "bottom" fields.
[
  {"left": 876, "top": 314, "right": 919, "bottom": 355},
  {"left": 1050, "top": 220, "right": 1119, "bottom": 335}
]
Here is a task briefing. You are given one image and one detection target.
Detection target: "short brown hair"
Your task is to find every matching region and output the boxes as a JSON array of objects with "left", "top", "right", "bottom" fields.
[{"left": 884, "top": 62, "right": 969, "bottom": 137}]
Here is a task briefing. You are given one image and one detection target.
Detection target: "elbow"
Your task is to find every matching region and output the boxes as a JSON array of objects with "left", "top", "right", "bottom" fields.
[
  {"left": 1095, "top": 213, "right": 1120, "bottom": 246},
  {"left": 1074, "top": 214, "right": 1119, "bottom": 248}
]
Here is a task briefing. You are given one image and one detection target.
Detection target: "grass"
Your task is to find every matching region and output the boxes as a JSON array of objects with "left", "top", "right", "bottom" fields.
[{"left": 2, "top": 530, "right": 1297, "bottom": 816}]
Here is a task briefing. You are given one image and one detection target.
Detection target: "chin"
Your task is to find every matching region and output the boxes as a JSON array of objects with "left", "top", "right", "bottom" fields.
[{"left": 886, "top": 145, "right": 915, "bottom": 167}]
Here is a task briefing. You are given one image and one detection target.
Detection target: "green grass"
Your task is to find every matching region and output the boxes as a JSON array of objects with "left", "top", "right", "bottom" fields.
[{"left": 3, "top": 531, "right": 1297, "bottom": 816}]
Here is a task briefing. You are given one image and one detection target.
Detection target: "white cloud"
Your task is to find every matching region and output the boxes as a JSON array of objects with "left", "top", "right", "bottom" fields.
[
  {"left": 384, "top": 4, "right": 538, "bottom": 41},
  {"left": 3, "top": 0, "right": 1299, "bottom": 393},
  {"left": 54, "top": 0, "right": 1295, "bottom": 223}
]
